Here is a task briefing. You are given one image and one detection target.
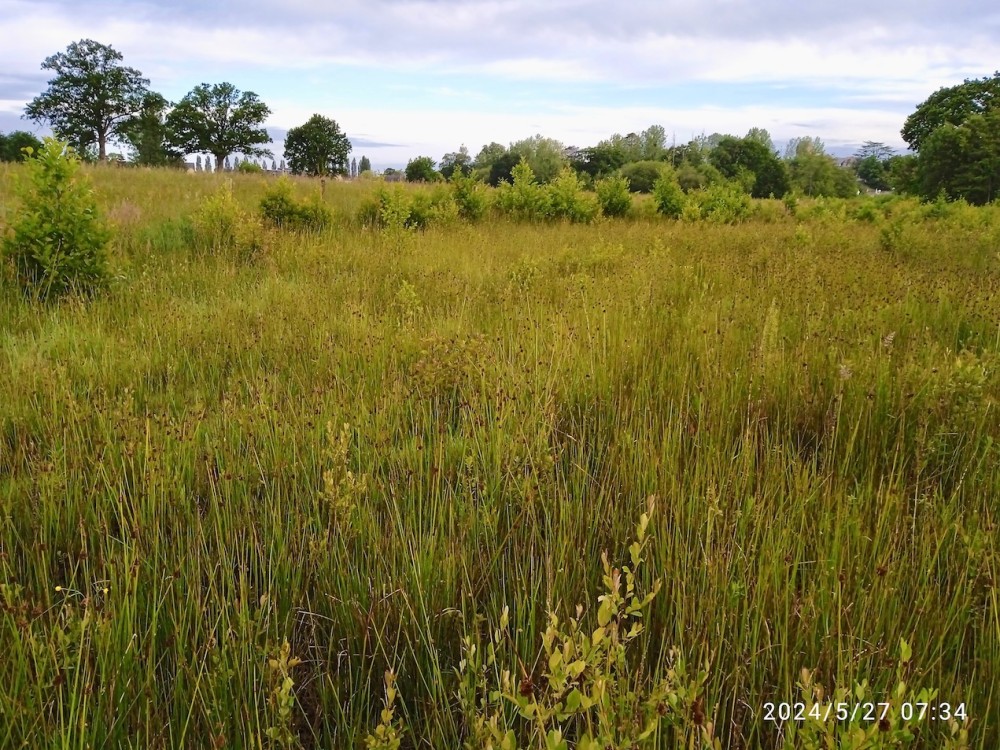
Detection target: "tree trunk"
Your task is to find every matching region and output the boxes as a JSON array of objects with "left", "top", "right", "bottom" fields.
[
  {"left": 99, "top": 132, "right": 107, "bottom": 161},
  {"left": 215, "top": 153, "right": 227, "bottom": 175}
]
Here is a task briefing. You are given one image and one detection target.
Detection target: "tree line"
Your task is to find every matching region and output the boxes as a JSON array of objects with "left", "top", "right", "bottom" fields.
[
  {"left": 6, "top": 39, "right": 354, "bottom": 178},
  {"left": 4, "top": 39, "right": 998, "bottom": 206},
  {"left": 375, "top": 74, "right": 1000, "bottom": 206}
]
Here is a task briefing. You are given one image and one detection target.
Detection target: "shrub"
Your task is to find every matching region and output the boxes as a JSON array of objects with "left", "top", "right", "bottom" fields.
[
  {"left": 547, "top": 168, "right": 599, "bottom": 223},
  {"left": 1, "top": 138, "right": 110, "bottom": 299},
  {"left": 259, "top": 177, "right": 331, "bottom": 231},
  {"left": 237, "top": 160, "right": 263, "bottom": 173},
  {"left": 652, "top": 172, "right": 686, "bottom": 218},
  {"left": 449, "top": 173, "right": 491, "bottom": 221},
  {"left": 423, "top": 188, "right": 461, "bottom": 227},
  {"left": 495, "top": 160, "right": 551, "bottom": 221},
  {"left": 687, "top": 181, "right": 753, "bottom": 224},
  {"left": 357, "top": 186, "right": 412, "bottom": 230},
  {"left": 595, "top": 175, "right": 632, "bottom": 217},
  {"left": 405, "top": 156, "right": 440, "bottom": 183},
  {"left": 407, "top": 192, "right": 436, "bottom": 229},
  {"left": 618, "top": 160, "right": 670, "bottom": 193},
  {"left": 191, "top": 182, "right": 264, "bottom": 261},
  {"left": 852, "top": 201, "right": 881, "bottom": 223},
  {"left": 457, "top": 499, "right": 719, "bottom": 749}
]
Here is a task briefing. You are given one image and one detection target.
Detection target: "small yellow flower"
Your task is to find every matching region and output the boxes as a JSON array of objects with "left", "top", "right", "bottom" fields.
[{"left": 55, "top": 586, "right": 62, "bottom": 592}]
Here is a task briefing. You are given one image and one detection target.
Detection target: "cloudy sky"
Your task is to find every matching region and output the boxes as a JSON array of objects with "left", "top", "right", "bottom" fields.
[{"left": 1, "top": 0, "right": 996, "bottom": 168}]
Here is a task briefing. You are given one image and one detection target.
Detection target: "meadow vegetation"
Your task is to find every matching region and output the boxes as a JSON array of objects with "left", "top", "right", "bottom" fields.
[{"left": 1, "top": 157, "right": 999, "bottom": 748}]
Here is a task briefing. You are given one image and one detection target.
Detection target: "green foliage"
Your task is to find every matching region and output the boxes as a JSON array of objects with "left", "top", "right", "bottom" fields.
[
  {"left": 789, "top": 153, "right": 858, "bottom": 198},
  {"left": 509, "top": 135, "right": 567, "bottom": 184},
  {"left": 165, "top": 82, "right": 272, "bottom": 170},
  {"left": 651, "top": 171, "right": 686, "bottom": 218},
  {"left": 686, "top": 181, "right": 753, "bottom": 224},
  {"left": 784, "top": 136, "right": 826, "bottom": 159},
  {"left": 284, "top": 114, "right": 351, "bottom": 177},
  {"left": 357, "top": 184, "right": 461, "bottom": 230},
  {"left": 710, "top": 135, "right": 790, "bottom": 198},
  {"left": 440, "top": 146, "right": 473, "bottom": 180},
  {"left": 359, "top": 155, "right": 372, "bottom": 173},
  {"left": 856, "top": 155, "right": 891, "bottom": 192},
  {"left": 546, "top": 168, "right": 599, "bottom": 223},
  {"left": 237, "top": 160, "right": 263, "bottom": 173},
  {"left": 120, "top": 92, "right": 184, "bottom": 167},
  {"left": 594, "top": 175, "right": 632, "bottom": 217},
  {"left": 265, "top": 640, "right": 303, "bottom": 748},
  {"left": 495, "top": 160, "right": 552, "bottom": 221},
  {"left": 365, "top": 671, "right": 404, "bottom": 750},
  {"left": 782, "top": 643, "right": 972, "bottom": 749},
  {"left": 0, "top": 165, "right": 997, "bottom": 748},
  {"left": 902, "top": 72, "right": 1000, "bottom": 151},
  {"left": 259, "top": 177, "right": 332, "bottom": 231},
  {"left": 618, "top": 160, "right": 669, "bottom": 193},
  {"left": 24, "top": 39, "right": 150, "bottom": 160},
  {"left": 0, "top": 130, "right": 44, "bottom": 162},
  {"left": 357, "top": 185, "right": 412, "bottom": 230},
  {"left": 190, "top": 182, "right": 264, "bottom": 261},
  {"left": 405, "top": 156, "right": 440, "bottom": 183},
  {"left": 1, "top": 138, "right": 110, "bottom": 299},
  {"left": 408, "top": 187, "right": 461, "bottom": 228},
  {"left": 916, "top": 109, "right": 1000, "bottom": 205},
  {"left": 574, "top": 142, "right": 629, "bottom": 179},
  {"left": 472, "top": 142, "right": 512, "bottom": 185},
  {"left": 675, "top": 161, "right": 721, "bottom": 192},
  {"left": 745, "top": 126, "right": 775, "bottom": 152},
  {"left": 458, "top": 499, "right": 720, "bottom": 749},
  {"left": 450, "top": 172, "right": 491, "bottom": 221}
]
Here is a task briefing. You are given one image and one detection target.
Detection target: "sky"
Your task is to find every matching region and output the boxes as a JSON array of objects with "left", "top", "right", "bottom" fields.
[{"left": 0, "top": 0, "right": 997, "bottom": 169}]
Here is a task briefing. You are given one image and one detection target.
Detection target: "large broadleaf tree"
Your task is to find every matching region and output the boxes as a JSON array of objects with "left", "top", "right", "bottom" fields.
[
  {"left": 24, "top": 39, "right": 150, "bottom": 161},
  {"left": 165, "top": 83, "right": 272, "bottom": 171}
]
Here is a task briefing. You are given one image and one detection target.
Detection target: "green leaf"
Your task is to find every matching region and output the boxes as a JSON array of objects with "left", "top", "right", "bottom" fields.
[
  {"left": 597, "top": 599, "right": 613, "bottom": 627},
  {"left": 899, "top": 637, "right": 912, "bottom": 663}
]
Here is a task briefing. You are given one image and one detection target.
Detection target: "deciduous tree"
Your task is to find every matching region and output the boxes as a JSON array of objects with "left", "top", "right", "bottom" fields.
[
  {"left": 24, "top": 39, "right": 150, "bottom": 161},
  {"left": 165, "top": 82, "right": 271, "bottom": 174},
  {"left": 120, "top": 93, "right": 183, "bottom": 167},
  {"left": 709, "top": 136, "right": 789, "bottom": 198},
  {"left": 440, "top": 146, "right": 472, "bottom": 179},
  {"left": 405, "top": 156, "right": 439, "bottom": 182},
  {"left": 916, "top": 109, "right": 1000, "bottom": 204},
  {"left": 902, "top": 72, "right": 1000, "bottom": 151},
  {"left": 0, "top": 131, "right": 44, "bottom": 162},
  {"left": 283, "top": 114, "right": 352, "bottom": 176}
]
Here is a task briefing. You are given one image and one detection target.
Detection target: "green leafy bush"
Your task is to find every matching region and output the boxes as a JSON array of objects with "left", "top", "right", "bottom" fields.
[
  {"left": 686, "top": 181, "right": 753, "bottom": 224},
  {"left": 595, "top": 175, "right": 632, "bottom": 217},
  {"left": 191, "top": 182, "right": 265, "bottom": 261},
  {"left": 547, "top": 168, "right": 599, "bottom": 223},
  {"left": 450, "top": 173, "right": 491, "bottom": 221},
  {"left": 406, "top": 186, "right": 461, "bottom": 229},
  {"left": 456, "top": 499, "right": 719, "bottom": 749},
  {"left": 495, "top": 160, "right": 552, "bottom": 221},
  {"left": 237, "top": 160, "right": 263, "bottom": 173},
  {"left": 1, "top": 138, "right": 110, "bottom": 299},
  {"left": 618, "top": 160, "right": 670, "bottom": 193},
  {"left": 259, "top": 177, "right": 331, "bottom": 231},
  {"left": 357, "top": 186, "right": 412, "bottom": 230},
  {"left": 652, "top": 172, "right": 686, "bottom": 218}
]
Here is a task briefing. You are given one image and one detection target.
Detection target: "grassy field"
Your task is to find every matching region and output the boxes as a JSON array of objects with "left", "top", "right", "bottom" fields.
[{"left": 1, "top": 165, "right": 998, "bottom": 748}]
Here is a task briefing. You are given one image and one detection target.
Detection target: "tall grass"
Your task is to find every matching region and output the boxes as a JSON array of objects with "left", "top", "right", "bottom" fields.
[{"left": 1, "top": 165, "right": 998, "bottom": 747}]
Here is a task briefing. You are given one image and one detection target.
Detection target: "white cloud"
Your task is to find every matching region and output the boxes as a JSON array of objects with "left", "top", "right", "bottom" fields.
[{"left": 3, "top": 0, "right": 993, "bottom": 163}]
